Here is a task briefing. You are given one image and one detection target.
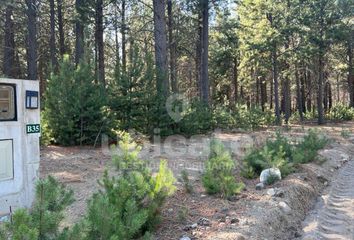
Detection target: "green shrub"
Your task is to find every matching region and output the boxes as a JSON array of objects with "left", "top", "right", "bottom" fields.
[
  {"left": 327, "top": 104, "right": 354, "bottom": 121},
  {"left": 179, "top": 100, "right": 213, "bottom": 135},
  {"left": 292, "top": 129, "right": 328, "bottom": 164},
  {"left": 243, "top": 130, "right": 328, "bottom": 179},
  {"left": 202, "top": 139, "right": 244, "bottom": 198},
  {"left": 181, "top": 170, "right": 193, "bottom": 193},
  {"left": 86, "top": 132, "right": 176, "bottom": 239},
  {"left": 340, "top": 128, "right": 351, "bottom": 138},
  {"left": 44, "top": 56, "right": 106, "bottom": 146},
  {"left": 242, "top": 132, "right": 294, "bottom": 178},
  {"left": 212, "top": 106, "right": 236, "bottom": 130},
  {"left": 233, "top": 104, "right": 275, "bottom": 130},
  {"left": 0, "top": 176, "right": 75, "bottom": 240}
]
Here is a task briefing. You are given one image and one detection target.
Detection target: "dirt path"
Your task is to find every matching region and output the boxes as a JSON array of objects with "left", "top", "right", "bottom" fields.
[{"left": 301, "top": 158, "right": 354, "bottom": 240}]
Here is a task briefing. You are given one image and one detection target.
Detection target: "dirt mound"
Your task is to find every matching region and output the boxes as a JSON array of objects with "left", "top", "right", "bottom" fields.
[{"left": 206, "top": 142, "right": 352, "bottom": 240}]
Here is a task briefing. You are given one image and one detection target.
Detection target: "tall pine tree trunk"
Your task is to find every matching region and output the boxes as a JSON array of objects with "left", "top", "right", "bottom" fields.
[
  {"left": 168, "top": 0, "right": 177, "bottom": 93},
  {"left": 272, "top": 45, "right": 280, "bottom": 124},
  {"left": 75, "top": 0, "right": 84, "bottom": 65},
  {"left": 26, "top": 0, "right": 38, "bottom": 80},
  {"left": 233, "top": 56, "right": 238, "bottom": 104},
  {"left": 196, "top": 13, "right": 202, "bottom": 96},
  {"left": 348, "top": 34, "right": 354, "bottom": 107},
  {"left": 121, "top": 0, "right": 127, "bottom": 74},
  {"left": 57, "top": 0, "right": 65, "bottom": 55},
  {"left": 95, "top": 0, "right": 105, "bottom": 86},
  {"left": 3, "top": 5, "right": 16, "bottom": 78},
  {"left": 200, "top": 0, "right": 209, "bottom": 105},
  {"left": 49, "top": 0, "right": 57, "bottom": 68},
  {"left": 295, "top": 65, "right": 304, "bottom": 121},
  {"left": 153, "top": 0, "right": 169, "bottom": 97},
  {"left": 317, "top": 53, "right": 325, "bottom": 124}
]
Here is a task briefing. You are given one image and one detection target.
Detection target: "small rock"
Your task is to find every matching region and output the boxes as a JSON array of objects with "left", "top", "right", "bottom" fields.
[
  {"left": 167, "top": 208, "right": 174, "bottom": 213},
  {"left": 198, "top": 217, "right": 211, "bottom": 226},
  {"left": 218, "top": 216, "right": 226, "bottom": 222},
  {"left": 267, "top": 188, "right": 276, "bottom": 197},
  {"left": 260, "top": 168, "right": 282, "bottom": 184},
  {"left": 274, "top": 189, "right": 285, "bottom": 198},
  {"left": 230, "top": 218, "right": 240, "bottom": 224},
  {"left": 221, "top": 207, "right": 229, "bottom": 213},
  {"left": 180, "top": 236, "right": 191, "bottom": 240},
  {"left": 183, "top": 223, "right": 197, "bottom": 231},
  {"left": 324, "top": 181, "right": 328, "bottom": 186},
  {"left": 279, "top": 201, "right": 291, "bottom": 213},
  {"left": 317, "top": 175, "right": 328, "bottom": 183},
  {"left": 256, "top": 182, "right": 265, "bottom": 190}
]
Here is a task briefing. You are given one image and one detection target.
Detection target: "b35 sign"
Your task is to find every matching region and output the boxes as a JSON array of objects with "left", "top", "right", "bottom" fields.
[{"left": 26, "top": 124, "right": 41, "bottom": 134}]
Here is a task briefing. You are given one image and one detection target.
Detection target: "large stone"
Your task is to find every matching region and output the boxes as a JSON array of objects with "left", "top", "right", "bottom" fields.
[{"left": 260, "top": 168, "right": 282, "bottom": 184}]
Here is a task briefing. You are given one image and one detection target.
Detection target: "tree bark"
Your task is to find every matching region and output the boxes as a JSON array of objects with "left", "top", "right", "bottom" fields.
[
  {"left": 95, "top": 0, "right": 105, "bottom": 86},
  {"left": 25, "top": 0, "right": 38, "bottom": 80},
  {"left": 3, "top": 5, "right": 16, "bottom": 78},
  {"left": 295, "top": 65, "right": 304, "bottom": 121},
  {"left": 75, "top": 0, "right": 84, "bottom": 65},
  {"left": 168, "top": 0, "right": 178, "bottom": 93},
  {"left": 196, "top": 13, "right": 202, "bottom": 96},
  {"left": 121, "top": 0, "right": 127, "bottom": 74},
  {"left": 267, "top": 12, "right": 280, "bottom": 124},
  {"left": 233, "top": 56, "right": 238, "bottom": 104},
  {"left": 200, "top": 0, "right": 209, "bottom": 105},
  {"left": 153, "top": 0, "right": 169, "bottom": 97},
  {"left": 57, "top": 0, "right": 65, "bottom": 55},
  {"left": 348, "top": 33, "right": 354, "bottom": 107},
  {"left": 260, "top": 77, "right": 267, "bottom": 111},
  {"left": 49, "top": 0, "right": 57, "bottom": 68},
  {"left": 317, "top": 53, "right": 325, "bottom": 124}
]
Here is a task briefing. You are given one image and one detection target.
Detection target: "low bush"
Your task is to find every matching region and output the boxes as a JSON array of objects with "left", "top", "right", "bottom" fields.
[
  {"left": 242, "top": 132, "right": 294, "bottom": 177},
  {"left": 85, "top": 132, "right": 176, "bottom": 239},
  {"left": 181, "top": 170, "right": 193, "bottom": 193},
  {"left": 233, "top": 104, "right": 275, "bottom": 130},
  {"left": 179, "top": 100, "right": 213, "bottom": 136},
  {"left": 202, "top": 139, "right": 244, "bottom": 198},
  {"left": 292, "top": 129, "right": 328, "bottom": 164},
  {"left": 327, "top": 104, "right": 354, "bottom": 121},
  {"left": 242, "top": 130, "right": 328, "bottom": 179},
  {"left": 0, "top": 176, "right": 75, "bottom": 240}
]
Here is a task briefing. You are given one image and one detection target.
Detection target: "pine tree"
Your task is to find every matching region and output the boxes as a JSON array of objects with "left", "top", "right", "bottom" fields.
[
  {"left": 44, "top": 56, "right": 106, "bottom": 145},
  {"left": 86, "top": 132, "right": 176, "bottom": 239}
]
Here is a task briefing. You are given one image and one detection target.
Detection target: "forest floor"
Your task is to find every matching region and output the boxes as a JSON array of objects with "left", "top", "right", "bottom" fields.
[{"left": 40, "top": 122, "right": 354, "bottom": 240}]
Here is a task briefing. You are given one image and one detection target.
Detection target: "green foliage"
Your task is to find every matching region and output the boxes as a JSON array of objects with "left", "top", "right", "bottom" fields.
[
  {"left": 233, "top": 104, "right": 275, "bottom": 130},
  {"left": 327, "top": 104, "right": 354, "bottom": 121},
  {"left": 202, "top": 139, "right": 244, "bottom": 198},
  {"left": 43, "top": 56, "right": 106, "bottom": 146},
  {"left": 181, "top": 170, "right": 193, "bottom": 193},
  {"left": 1, "top": 176, "right": 74, "bottom": 240},
  {"left": 242, "top": 132, "right": 294, "bottom": 177},
  {"left": 242, "top": 130, "right": 328, "bottom": 178},
  {"left": 86, "top": 132, "right": 176, "bottom": 239},
  {"left": 292, "top": 129, "right": 328, "bottom": 164},
  {"left": 340, "top": 128, "right": 351, "bottom": 138},
  {"left": 265, "top": 173, "right": 281, "bottom": 185},
  {"left": 109, "top": 46, "right": 156, "bottom": 134},
  {"left": 40, "top": 112, "right": 54, "bottom": 146},
  {"left": 179, "top": 100, "right": 213, "bottom": 135}
]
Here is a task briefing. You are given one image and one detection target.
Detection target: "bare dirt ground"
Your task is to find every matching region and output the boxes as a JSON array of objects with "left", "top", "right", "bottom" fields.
[
  {"left": 40, "top": 122, "right": 354, "bottom": 240},
  {"left": 300, "top": 152, "right": 354, "bottom": 240}
]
